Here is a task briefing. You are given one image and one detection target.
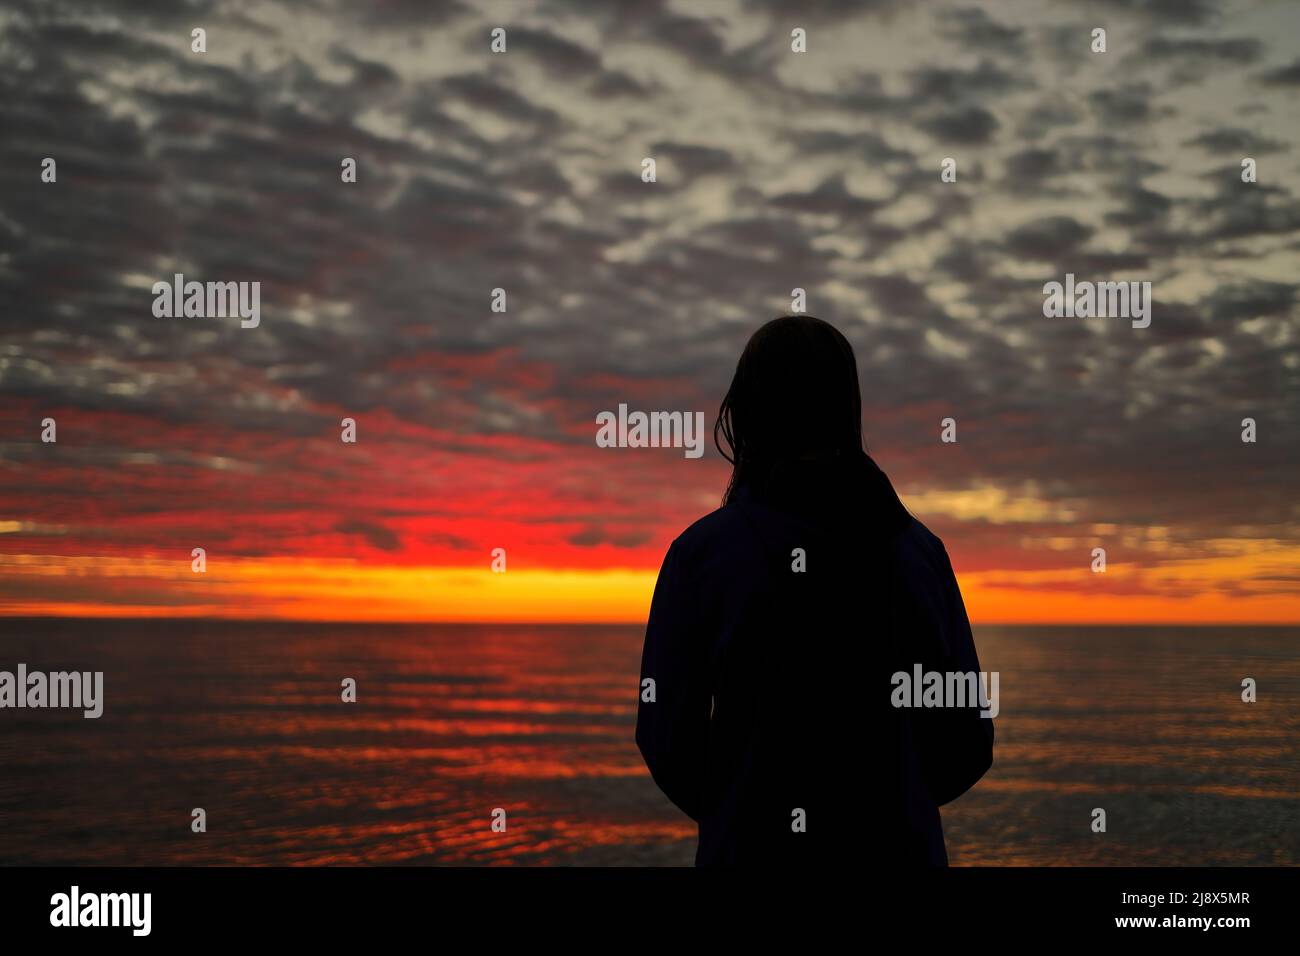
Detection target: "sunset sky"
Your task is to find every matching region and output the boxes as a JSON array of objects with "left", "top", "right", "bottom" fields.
[{"left": 1, "top": 0, "right": 1297, "bottom": 624}]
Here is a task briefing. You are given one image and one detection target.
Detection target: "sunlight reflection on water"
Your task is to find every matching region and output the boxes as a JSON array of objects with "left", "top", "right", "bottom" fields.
[{"left": 0, "top": 621, "right": 1295, "bottom": 865}]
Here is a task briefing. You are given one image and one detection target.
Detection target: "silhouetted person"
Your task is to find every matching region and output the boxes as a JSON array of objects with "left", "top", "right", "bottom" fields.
[{"left": 636, "top": 315, "right": 993, "bottom": 866}]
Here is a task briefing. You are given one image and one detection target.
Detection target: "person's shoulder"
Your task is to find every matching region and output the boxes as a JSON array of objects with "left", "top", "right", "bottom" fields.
[
  {"left": 652, "top": 504, "right": 754, "bottom": 589},
  {"left": 891, "top": 515, "right": 954, "bottom": 580},
  {"left": 897, "top": 515, "right": 944, "bottom": 552},
  {"left": 667, "top": 501, "right": 750, "bottom": 559}
]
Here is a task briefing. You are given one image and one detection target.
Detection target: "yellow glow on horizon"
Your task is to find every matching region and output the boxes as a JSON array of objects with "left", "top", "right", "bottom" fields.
[
  {"left": 0, "top": 553, "right": 659, "bottom": 623},
  {"left": 0, "top": 549, "right": 1296, "bottom": 624}
]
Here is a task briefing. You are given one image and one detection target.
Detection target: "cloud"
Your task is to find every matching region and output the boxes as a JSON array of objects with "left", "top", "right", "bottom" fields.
[
  {"left": 937, "top": 8, "right": 1026, "bottom": 57},
  {"left": 1257, "top": 57, "right": 1300, "bottom": 85},
  {"left": 335, "top": 519, "right": 402, "bottom": 552},
  {"left": 919, "top": 106, "right": 1001, "bottom": 144},
  {"left": 1005, "top": 216, "right": 1095, "bottom": 260},
  {"left": 1088, "top": 83, "right": 1161, "bottom": 125},
  {"left": 1183, "top": 127, "right": 1286, "bottom": 155}
]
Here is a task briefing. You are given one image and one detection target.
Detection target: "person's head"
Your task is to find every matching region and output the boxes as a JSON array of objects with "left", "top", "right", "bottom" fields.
[{"left": 714, "top": 315, "right": 865, "bottom": 504}]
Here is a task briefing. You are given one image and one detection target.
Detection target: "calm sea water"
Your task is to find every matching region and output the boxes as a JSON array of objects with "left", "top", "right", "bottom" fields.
[{"left": 0, "top": 620, "right": 1296, "bottom": 865}]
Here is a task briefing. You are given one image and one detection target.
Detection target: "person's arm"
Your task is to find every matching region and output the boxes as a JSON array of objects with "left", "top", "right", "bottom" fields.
[
  {"left": 921, "top": 542, "right": 995, "bottom": 806},
  {"left": 635, "top": 539, "right": 710, "bottom": 822}
]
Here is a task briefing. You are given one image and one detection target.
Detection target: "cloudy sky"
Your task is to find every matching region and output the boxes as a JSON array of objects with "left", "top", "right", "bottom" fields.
[{"left": 1, "top": 0, "right": 1297, "bottom": 622}]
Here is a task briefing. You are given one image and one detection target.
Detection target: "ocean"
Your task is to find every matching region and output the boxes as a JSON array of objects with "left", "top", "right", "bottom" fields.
[{"left": 0, "top": 620, "right": 1296, "bottom": 865}]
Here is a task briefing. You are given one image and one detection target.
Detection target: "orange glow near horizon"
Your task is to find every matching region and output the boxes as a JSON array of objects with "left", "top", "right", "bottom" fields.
[
  {"left": 4, "top": 392, "right": 1297, "bottom": 628},
  {"left": 2, "top": 550, "right": 1297, "bottom": 625}
]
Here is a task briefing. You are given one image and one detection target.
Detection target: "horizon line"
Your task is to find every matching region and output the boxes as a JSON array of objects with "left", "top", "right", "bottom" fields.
[{"left": 2, "top": 614, "right": 1296, "bottom": 628}]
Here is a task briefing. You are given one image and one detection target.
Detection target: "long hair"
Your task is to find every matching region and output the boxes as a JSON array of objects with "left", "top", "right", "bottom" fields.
[{"left": 714, "top": 315, "right": 866, "bottom": 505}]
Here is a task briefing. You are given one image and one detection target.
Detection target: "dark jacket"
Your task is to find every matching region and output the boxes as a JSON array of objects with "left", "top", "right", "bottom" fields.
[{"left": 635, "top": 453, "right": 993, "bottom": 865}]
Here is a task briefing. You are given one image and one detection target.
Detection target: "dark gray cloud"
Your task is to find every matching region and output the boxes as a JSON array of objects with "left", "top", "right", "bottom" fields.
[
  {"left": 1088, "top": 83, "right": 1162, "bottom": 125},
  {"left": 1184, "top": 127, "right": 1286, "bottom": 155},
  {"left": 1088, "top": 0, "right": 1221, "bottom": 25},
  {"left": 1257, "top": 57, "right": 1300, "bottom": 85},
  {"left": 336, "top": 519, "right": 402, "bottom": 552},
  {"left": 938, "top": 7, "right": 1026, "bottom": 57},
  {"left": 1006, "top": 217, "right": 1095, "bottom": 261},
  {"left": 918, "top": 106, "right": 1001, "bottom": 145},
  {"left": 1133, "top": 37, "right": 1264, "bottom": 86}
]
